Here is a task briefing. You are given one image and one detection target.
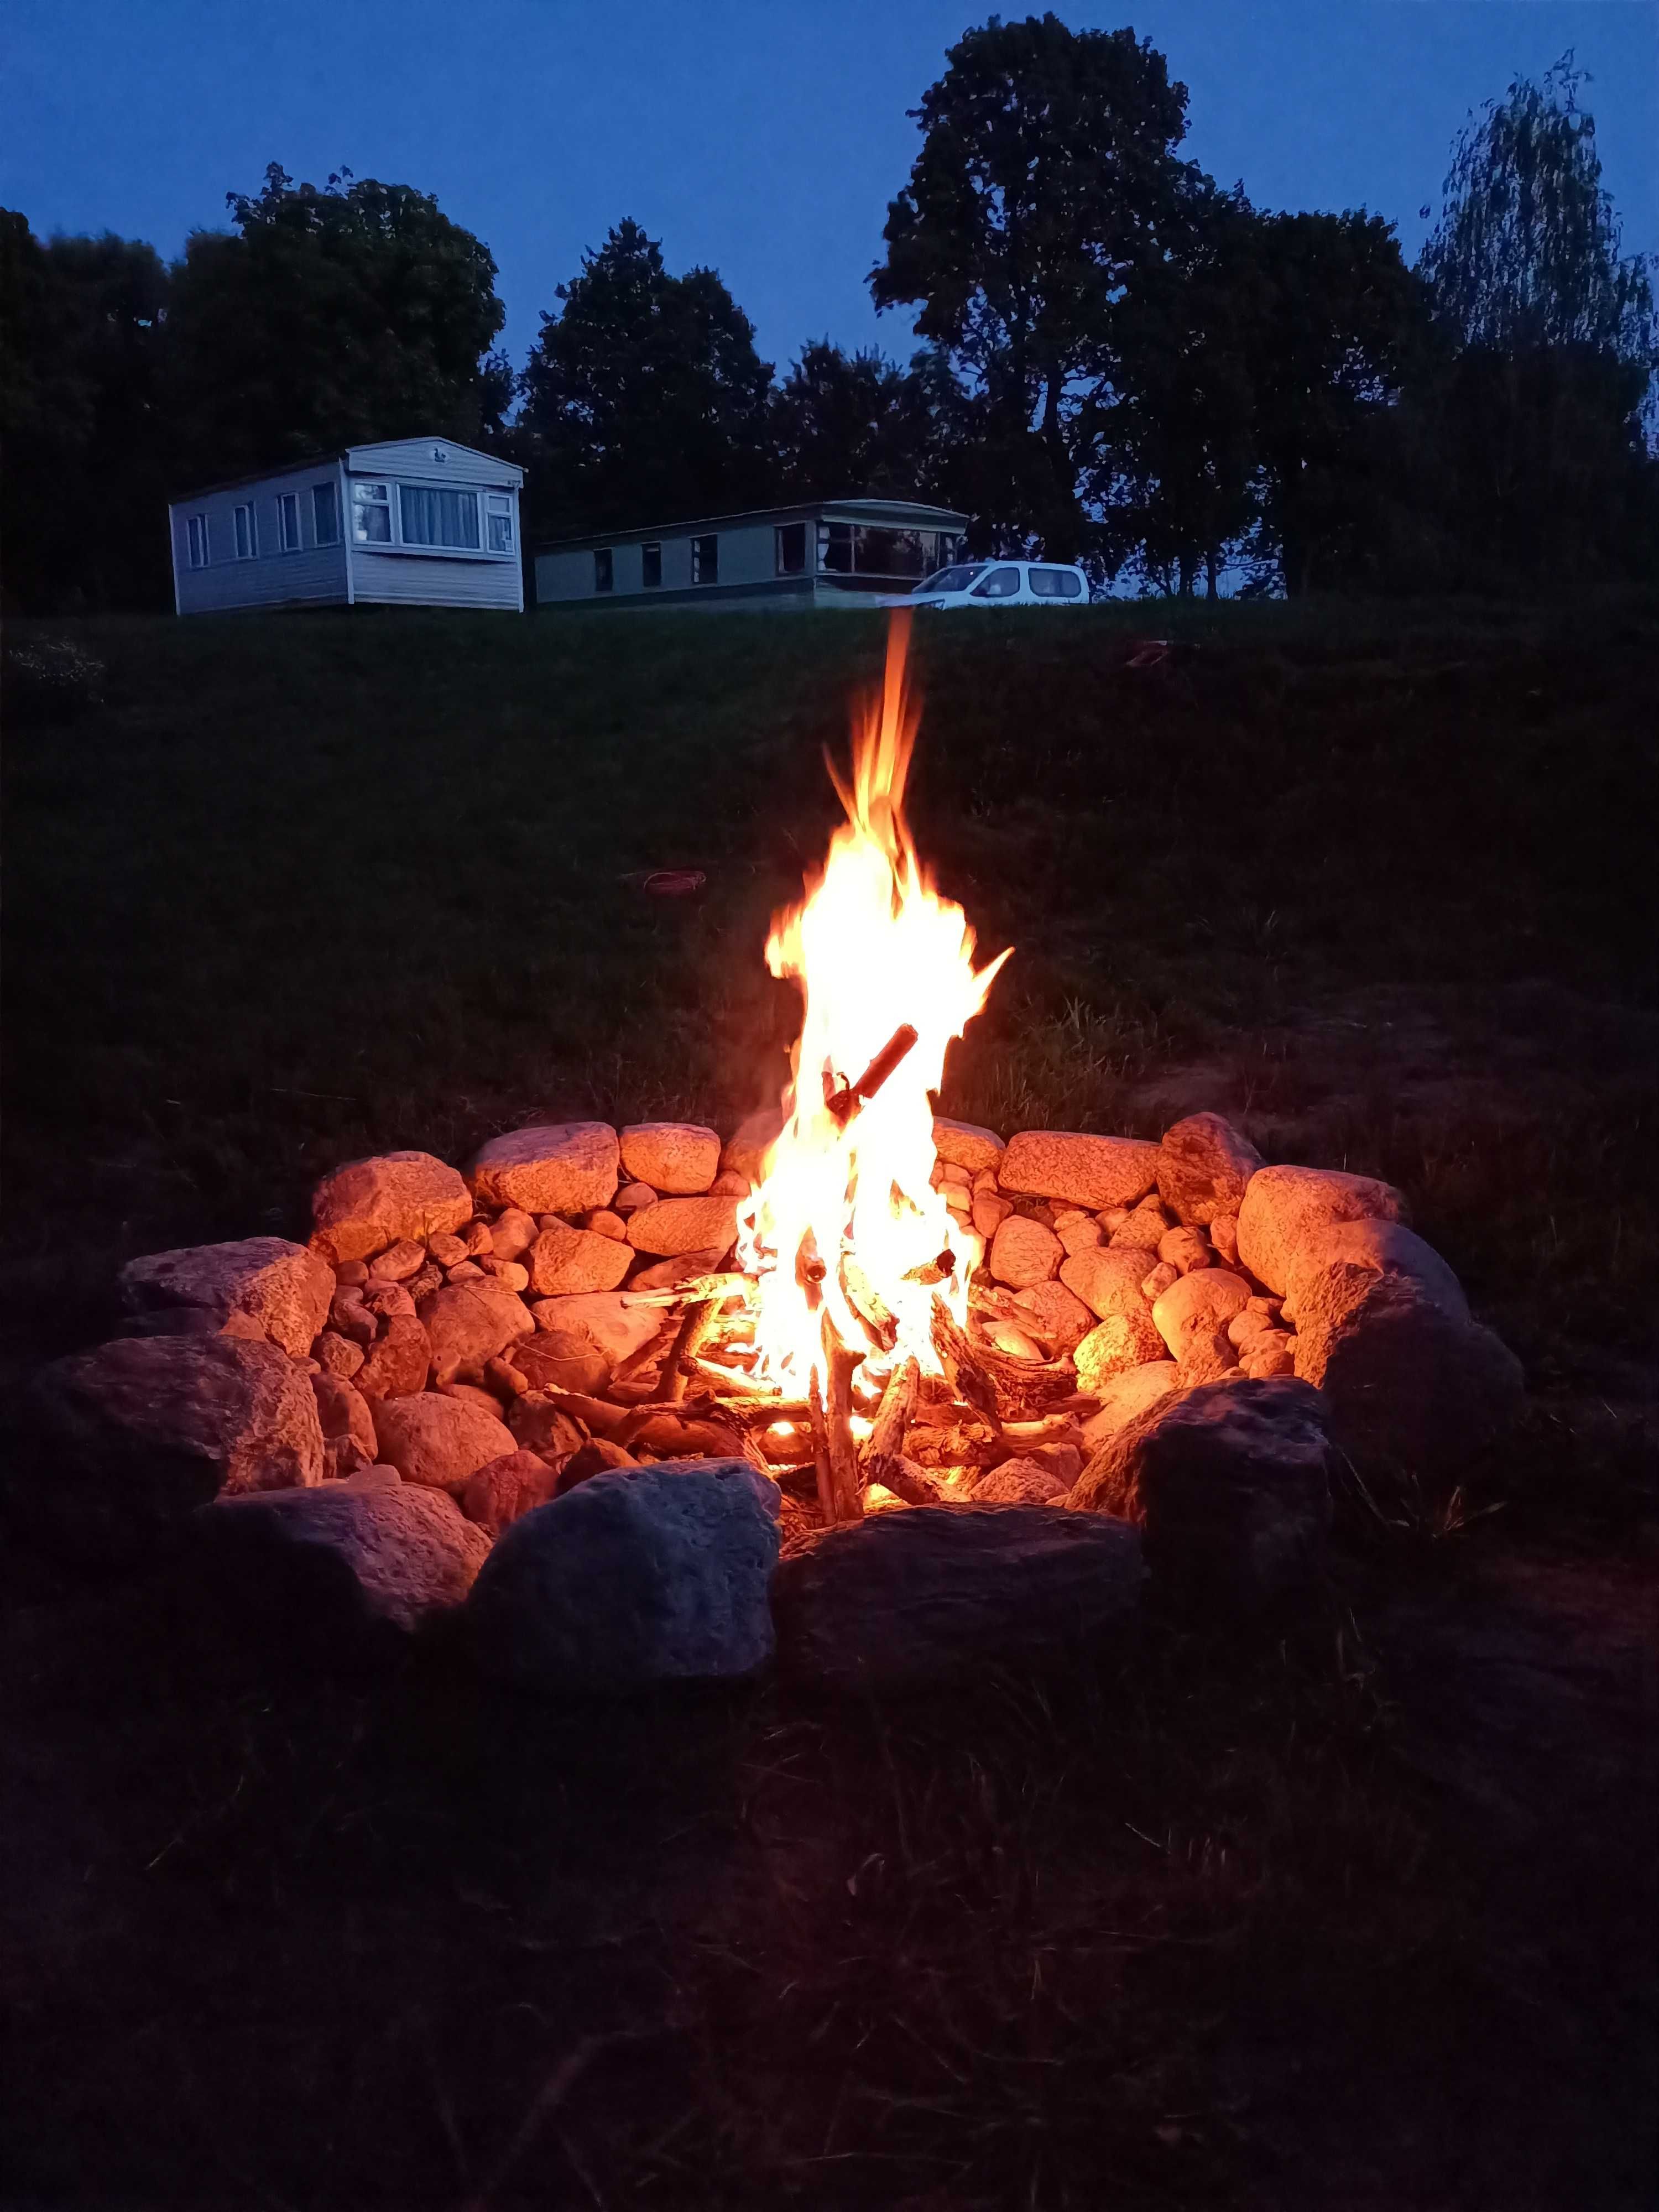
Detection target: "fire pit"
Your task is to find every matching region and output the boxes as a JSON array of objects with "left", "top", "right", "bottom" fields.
[{"left": 26, "top": 615, "right": 1525, "bottom": 1686}]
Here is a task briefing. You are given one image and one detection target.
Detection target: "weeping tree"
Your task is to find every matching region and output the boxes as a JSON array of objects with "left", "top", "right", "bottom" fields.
[{"left": 1415, "top": 56, "right": 1658, "bottom": 582}]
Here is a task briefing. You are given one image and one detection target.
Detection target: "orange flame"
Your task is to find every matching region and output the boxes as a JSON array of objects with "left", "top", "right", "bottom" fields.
[{"left": 736, "top": 611, "right": 1011, "bottom": 1391}]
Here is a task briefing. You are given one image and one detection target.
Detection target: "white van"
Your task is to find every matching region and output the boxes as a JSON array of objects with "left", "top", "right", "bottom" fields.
[{"left": 909, "top": 557, "right": 1091, "bottom": 609}]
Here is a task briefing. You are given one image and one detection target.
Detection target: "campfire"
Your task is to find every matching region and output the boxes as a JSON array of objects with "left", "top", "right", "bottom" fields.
[{"left": 29, "top": 609, "right": 1525, "bottom": 1679}]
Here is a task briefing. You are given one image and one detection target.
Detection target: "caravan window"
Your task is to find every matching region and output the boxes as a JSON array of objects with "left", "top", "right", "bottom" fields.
[
  {"left": 399, "top": 484, "right": 479, "bottom": 550},
  {"left": 277, "top": 492, "right": 301, "bottom": 552},
  {"left": 641, "top": 542, "right": 662, "bottom": 587},
  {"left": 312, "top": 482, "right": 340, "bottom": 545},
  {"left": 486, "top": 493, "right": 514, "bottom": 554},
  {"left": 233, "top": 503, "right": 258, "bottom": 559},
  {"left": 775, "top": 523, "right": 807, "bottom": 575},
  {"left": 594, "top": 548, "right": 614, "bottom": 593},
  {"left": 691, "top": 535, "right": 718, "bottom": 585},
  {"left": 186, "top": 514, "right": 209, "bottom": 568},
  {"left": 352, "top": 481, "right": 392, "bottom": 542}
]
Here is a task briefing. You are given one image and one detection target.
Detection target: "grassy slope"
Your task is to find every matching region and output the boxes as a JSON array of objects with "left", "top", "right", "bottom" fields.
[{"left": 2, "top": 597, "right": 1656, "bottom": 2208}]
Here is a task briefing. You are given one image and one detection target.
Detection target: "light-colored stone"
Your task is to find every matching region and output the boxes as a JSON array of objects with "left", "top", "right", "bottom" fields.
[
  {"left": 1150, "top": 1269, "right": 1251, "bottom": 1361},
  {"left": 1158, "top": 1225, "right": 1211, "bottom": 1275},
  {"left": 771, "top": 1506, "right": 1144, "bottom": 1690},
  {"left": 613, "top": 1181, "right": 657, "bottom": 1213},
  {"left": 998, "top": 1130, "right": 1160, "bottom": 1212},
  {"left": 334, "top": 1261, "right": 369, "bottom": 1287},
  {"left": 1140, "top": 1260, "right": 1180, "bottom": 1302},
  {"left": 526, "top": 1222, "right": 633, "bottom": 1296},
  {"left": 932, "top": 1117, "right": 1005, "bottom": 1173},
  {"left": 510, "top": 1331, "right": 611, "bottom": 1396},
  {"left": 1073, "top": 1308, "right": 1167, "bottom": 1394},
  {"left": 1241, "top": 1342, "right": 1296, "bottom": 1380},
  {"left": 581, "top": 1209, "right": 628, "bottom": 1241},
  {"left": 369, "top": 1239, "right": 427, "bottom": 1282},
  {"left": 937, "top": 1160, "right": 972, "bottom": 1189},
  {"left": 310, "top": 1151, "right": 472, "bottom": 1267},
  {"left": 427, "top": 1231, "right": 469, "bottom": 1269},
  {"left": 27, "top": 1335, "right": 324, "bottom": 1554},
  {"left": 708, "top": 1170, "right": 750, "bottom": 1197},
  {"left": 484, "top": 1353, "right": 530, "bottom": 1399},
  {"left": 463, "top": 1220, "right": 494, "bottom": 1256},
  {"left": 465, "top": 1459, "right": 781, "bottom": 1689},
  {"left": 721, "top": 1107, "right": 785, "bottom": 1186},
  {"left": 1235, "top": 1164, "right": 1406, "bottom": 1296},
  {"left": 624, "top": 1250, "right": 727, "bottom": 1292},
  {"left": 461, "top": 1449, "right": 561, "bottom": 1535},
  {"left": 1108, "top": 1201, "right": 1170, "bottom": 1255},
  {"left": 972, "top": 1190, "right": 1014, "bottom": 1240},
  {"left": 1058, "top": 1243, "right": 1152, "bottom": 1322},
  {"left": 406, "top": 1264, "right": 444, "bottom": 1302},
  {"left": 478, "top": 1257, "right": 530, "bottom": 1292},
  {"left": 416, "top": 1278, "right": 535, "bottom": 1386},
  {"left": 530, "top": 1290, "right": 661, "bottom": 1366},
  {"left": 625, "top": 1194, "right": 739, "bottom": 1258},
  {"left": 1156, "top": 1113, "right": 1265, "bottom": 1227},
  {"left": 1282, "top": 1220, "right": 1521, "bottom": 1473},
  {"left": 328, "top": 1291, "right": 375, "bottom": 1348},
  {"left": 1071, "top": 1379, "right": 1332, "bottom": 1609},
  {"left": 193, "top": 1480, "right": 490, "bottom": 1637},
  {"left": 506, "top": 1392, "right": 588, "bottom": 1459},
  {"left": 1209, "top": 1213, "right": 1240, "bottom": 1267},
  {"left": 119, "top": 1238, "right": 334, "bottom": 1360},
  {"left": 352, "top": 1315, "right": 431, "bottom": 1401},
  {"left": 1010, "top": 1279, "right": 1097, "bottom": 1355},
  {"left": 468, "top": 1123, "right": 619, "bottom": 1216},
  {"left": 1053, "top": 1209, "right": 1104, "bottom": 1257},
  {"left": 972, "top": 1456, "right": 1071, "bottom": 1504},
  {"left": 444, "top": 1260, "right": 485, "bottom": 1284},
  {"left": 488, "top": 1208, "right": 538, "bottom": 1260},
  {"left": 987, "top": 1321, "right": 1045, "bottom": 1359},
  {"left": 1079, "top": 1362, "right": 1180, "bottom": 1445},
  {"left": 988, "top": 1214, "right": 1062, "bottom": 1288},
  {"left": 371, "top": 1394, "right": 516, "bottom": 1496},
  {"left": 311, "top": 1329, "right": 364, "bottom": 1379},
  {"left": 619, "top": 1122, "right": 721, "bottom": 1194}
]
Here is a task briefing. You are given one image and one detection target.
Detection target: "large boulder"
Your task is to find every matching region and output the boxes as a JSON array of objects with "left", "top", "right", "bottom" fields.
[
  {"left": 353, "top": 1314, "right": 432, "bottom": 1401},
  {"left": 1070, "top": 1379, "right": 1332, "bottom": 1609},
  {"left": 529, "top": 1291, "right": 662, "bottom": 1366},
  {"left": 997, "top": 1130, "right": 1161, "bottom": 1211},
  {"left": 987, "top": 1214, "right": 1062, "bottom": 1288},
  {"left": 771, "top": 1506, "right": 1144, "bottom": 1690},
  {"left": 1059, "top": 1243, "right": 1154, "bottom": 1322},
  {"left": 415, "top": 1278, "right": 535, "bottom": 1385},
  {"left": 624, "top": 1195, "right": 739, "bottom": 1257},
  {"left": 1150, "top": 1268, "right": 1251, "bottom": 1360},
  {"left": 932, "top": 1117, "right": 1005, "bottom": 1173},
  {"left": 465, "top": 1459, "right": 780, "bottom": 1691},
  {"left": 191, "top": 1479, "right": 490, "bottom": 1644},
  {"left": 461, "top": 1449, "right": 562, "bottom": 1535},
  {"left": 1285, "top": 1222, "right": 1522, "bottom": 1473},
  {"left": 510, "top": 1331, "right": 611, "bottom": 1396},
  {"left": 27, "top": 1334, "right": 323, "bottom": 1557},
  {"left": 1156, "top": 1113, "right": 1264, "bottom": 1227},
  {"left": 1073, "top": 1309, "right": 1167, "bottom": 1393},
  {"left": 371, "top": 1394, "right": 516, "bottom": 1496},
  {"left": 1235, "top": 1165, "right": 1405, "bottom": 1295},
  {"left": 468, "top": 1122, "right": 619, "bottom": 1215},
  {"left": 525, "top": 1223, "right": 633, "bottom": 1296},
  {"left": 1079, "top": 1361, "right": 1180, "bottom": 1446},
  {"left": 721, "top": 1106, "right": 785, "bottom": 1186},
  {"left": 310, "top": 1151, "right": 472, "bottom": 1266},
  {"left": 619, "top": 1123, "right": 721, "bottom": 1194},
  {"left": 119, "top": 1237, "right": 334, "bottom": 1359}
]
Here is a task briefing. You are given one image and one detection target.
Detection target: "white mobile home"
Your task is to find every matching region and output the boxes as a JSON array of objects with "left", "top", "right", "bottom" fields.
[
  {"left": 533, "top": 497, "right": 969, "bottom": 611},
  {"left": 168, "top": 438, "right": 524, "bottom": 617}
]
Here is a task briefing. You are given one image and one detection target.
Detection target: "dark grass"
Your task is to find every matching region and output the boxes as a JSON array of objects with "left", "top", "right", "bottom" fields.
[{"left": 2, "top": 596, "right": 1657, "bottom": 2206}]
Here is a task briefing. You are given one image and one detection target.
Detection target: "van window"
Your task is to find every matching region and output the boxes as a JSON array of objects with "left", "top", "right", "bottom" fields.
[
  {"left": 641, "top": 542, "right": 662, "bottom": 587},
  {"left": 917, "top": 564, "right": 985, "bottom": 594},
  {"left": 971, "top": 566, "right": 1022, "bottom": 598},
  {"left": 1029, "top": 566, "right": 1083, "bottom": 598},
  {"left": 594, "top": 548, "right": 614, "bottom": 592}
]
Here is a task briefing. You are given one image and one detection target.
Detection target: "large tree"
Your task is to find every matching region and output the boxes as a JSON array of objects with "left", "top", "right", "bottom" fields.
[
  {"left": 1415, "top": 58, "right": 1658, "bottom": 583},
  {"left": 869, "top": 12, "right": 1201, "bottom": 554},
  {"left": 167, "top": 164, "right": 505, "bottom": 487},
  {"left": 519, "top": 220, "right": 774, "bottom": 533},
  {"left": 770, "top": 341, "right": 949, "bottom": 502},
  {"left": 1, "top": 215, "right": 173, "bottom": 611}
]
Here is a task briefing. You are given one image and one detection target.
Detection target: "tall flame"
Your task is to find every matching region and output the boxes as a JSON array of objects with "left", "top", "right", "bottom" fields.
[{"left": 736, "top": 611, "right": 1011, "bottom": 1390}]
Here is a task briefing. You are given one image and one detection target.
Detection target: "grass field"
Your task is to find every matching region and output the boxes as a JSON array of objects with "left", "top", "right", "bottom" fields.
[{"left": 2, "top": 597, "right": 1656, "bottom": 2206}]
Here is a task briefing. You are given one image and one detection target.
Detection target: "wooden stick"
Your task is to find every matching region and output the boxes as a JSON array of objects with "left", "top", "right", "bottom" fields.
[
  {"left": 819, "top": 1309, "right": 863, "bottom": 1522},
  {"left": 930, "top": 1293, "right": 1001, "bottom": 1424},
  {"left": 841, "top": 1254, "right": 899, "bottom": 1353},
  {"left": 619, "top": 1271, "right": 752, "bottom": 1309},
  {"left": 666, "top": 1296, "right": 723, "bottom": 1404},
  {"left": 807, "top": 1369, "right": 838, "bottom": 1525},
  {"left": 860, "top": 1354, "right": 917, "bottom": 1494}
]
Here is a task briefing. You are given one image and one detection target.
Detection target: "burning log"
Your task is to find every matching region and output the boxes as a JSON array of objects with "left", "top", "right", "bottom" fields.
[
  {"left": 930, "top": 1293, "right": 1001, "bottom": 1425},
  {"left": 665, "top": 1295, "right": 724, "bottom": 1405},
  {"left": 822, "top": 1022, "right": 919, "bottom": 1129},
  {"left": 860, "top": 1354, "right": 917, "bottom": 1494},
  {"left": 808, "top": 1308, "right": 863, "bottom": 1524},
  {"left": 931, "top": 1292, "right": 1078, "bottom": 1421},
  {"left": 841, "top": 1254, "right": 899, "bottom": 1353},
  {"left": 619, "top": 1271, "right": 752, "bottom": 1309}
]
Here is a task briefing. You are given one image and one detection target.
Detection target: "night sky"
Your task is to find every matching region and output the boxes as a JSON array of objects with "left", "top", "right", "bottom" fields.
[{"left": 4, "top": 0, "right": 1655, "bottom": 374}]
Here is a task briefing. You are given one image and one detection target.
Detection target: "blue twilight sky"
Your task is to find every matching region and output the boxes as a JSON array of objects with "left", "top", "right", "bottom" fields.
[{"left": 3, "top": 0, "right": 1655, "bottom": 377}]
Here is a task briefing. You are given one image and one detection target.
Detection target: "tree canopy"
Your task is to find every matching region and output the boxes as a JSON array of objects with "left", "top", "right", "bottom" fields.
[
  {"left": 168, "top": 164, "right": 505, "bottom": 486},
  {"left": 519, "top": 220, "right": 774, "bottom": 533}
]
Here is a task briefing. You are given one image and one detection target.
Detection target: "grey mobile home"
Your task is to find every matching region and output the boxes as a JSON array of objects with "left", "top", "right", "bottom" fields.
[
  {"left": 533, "top": 498, "right": 969, "bottom": 611},
  {"left": 168, "top": 438, "right": 524, "bottom": 616}
]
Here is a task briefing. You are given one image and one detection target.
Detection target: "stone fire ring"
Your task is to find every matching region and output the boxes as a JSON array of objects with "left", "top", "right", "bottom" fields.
[{"left": 23, "top": 1112, "right": 1523, "bottom": 1694}]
